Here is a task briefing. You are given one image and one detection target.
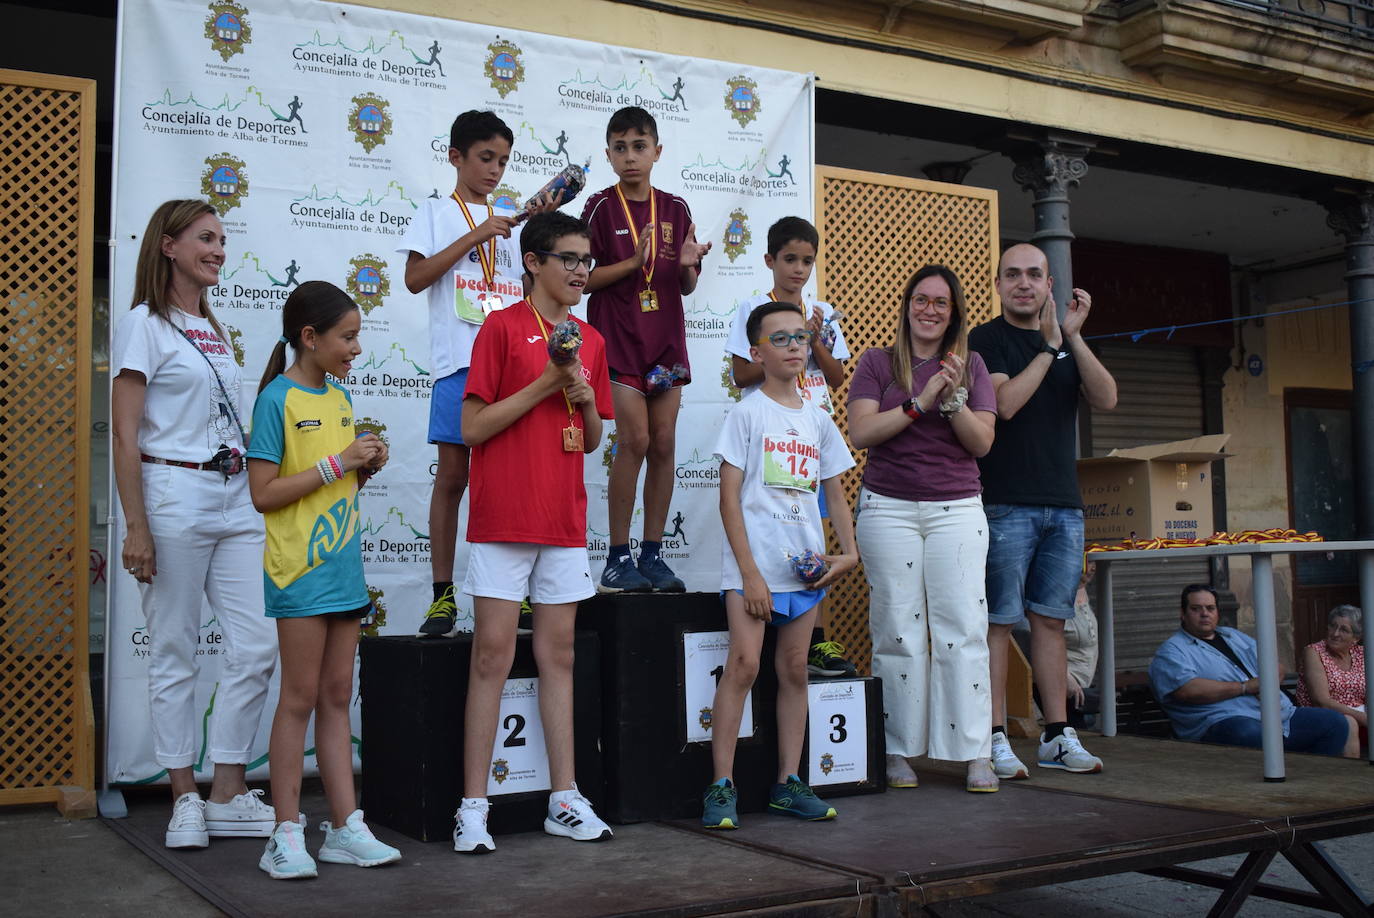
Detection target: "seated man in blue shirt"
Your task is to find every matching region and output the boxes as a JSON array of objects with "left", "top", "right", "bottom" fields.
[{"left": 1149, "top": 584, "right": 1357, "bottom": 757}]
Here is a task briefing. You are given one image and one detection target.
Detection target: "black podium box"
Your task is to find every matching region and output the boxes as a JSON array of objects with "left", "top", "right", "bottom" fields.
[
  {"left": 358, "top": 632, "right": 602, "bottom": 842},
  {"left": 800, "top": 675, "right": 885, "bottom": 797},
  {"left": 576, "top": 593, "right": 782, "bottom": 823}
]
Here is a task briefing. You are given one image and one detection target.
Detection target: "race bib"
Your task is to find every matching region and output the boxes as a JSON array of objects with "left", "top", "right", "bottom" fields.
[
  {"left": 454, "top": 274, "right": 486, "bottom": 325},
  {"left": 762, "top": 429, "right": 819, "bottom": 493}
]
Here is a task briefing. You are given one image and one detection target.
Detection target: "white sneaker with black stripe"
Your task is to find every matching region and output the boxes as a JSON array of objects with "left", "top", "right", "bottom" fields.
[
  {"left": 543, "top": 783, "right": 613, "bottom": 842},
  {"left": 259, "top": 821, "right": 317, "bottom": 879},
  {"left": 453, "top": 798, "right": 494, "bottom": 854}
]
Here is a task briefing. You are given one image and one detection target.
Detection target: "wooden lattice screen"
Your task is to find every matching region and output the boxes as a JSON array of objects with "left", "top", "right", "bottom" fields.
[
  {"left": 815, "top": 165, "right": 1000, "bottom": 675},
  {"left": 0, "top": 69, "right": 96, "bottom": 816}
]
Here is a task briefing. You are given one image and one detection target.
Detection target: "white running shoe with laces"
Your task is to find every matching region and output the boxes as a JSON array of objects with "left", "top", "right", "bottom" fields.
[
  {"left": 990, "top": 731, "right": 1030, "bottom": 780},
  {"left": 1037, "top": 726, "right": 1104, "bottom": 773},
  {"left": 544, "top": 783, "right": 613, "bottom": 842},
  {"left": 453, "top": 798, "right": 494, "bottom": 854},
  {"left": 166, "top": 792, "right": 209, "bottom": 849},
  {"left": 205, "top": 788, "right": 276, "bottom": 838},
  {"left": 318, "top": 809, "right": 401, "bottom": 867},
  {"left": 259, "top": 821, "right": 317, "bottom": 879}
]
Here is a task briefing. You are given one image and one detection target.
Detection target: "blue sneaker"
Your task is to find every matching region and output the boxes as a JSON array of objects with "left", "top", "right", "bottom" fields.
[
  {"left": 702, "top": 778, "right": 739, "bottom": 829},
  {"left": 637, "top": 555, "right": 685, "bottom": 592},
  {"left": 598, "top": 555, "right": 652, "bottom": 593},
  {"left": 768, "top": 775, "right": 837, "bottom": 821}
]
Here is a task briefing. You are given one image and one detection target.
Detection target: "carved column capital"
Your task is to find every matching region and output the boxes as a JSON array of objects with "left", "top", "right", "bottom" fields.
[
  {"left": 1325, "top": 188, "right": 1374, "bottom": 244},
  {"left": 1011, "top": 135, "right": 1096, "bottom": 199}
]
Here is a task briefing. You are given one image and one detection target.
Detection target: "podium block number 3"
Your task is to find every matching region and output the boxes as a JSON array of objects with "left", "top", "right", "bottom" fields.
[{"left": 807, "top": 683, "right": 867, "bottom": 787}]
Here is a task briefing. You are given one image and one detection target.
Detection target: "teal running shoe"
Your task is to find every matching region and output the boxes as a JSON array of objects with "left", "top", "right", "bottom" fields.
[
  {"left": 702, "top": 778, "right": 739, "bottom": 829},
  {"left": 768, "top": 775, "right": 837, "bottom": 821},
  {"left": 317, "top": 810, "right": 401, "bottom": 867}
]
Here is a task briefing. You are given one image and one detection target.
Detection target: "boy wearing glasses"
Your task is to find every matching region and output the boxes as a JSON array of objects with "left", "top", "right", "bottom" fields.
[
  {"left": 452, "top": 212, "right": 614, "bottom": 854},
  {"left": 701, "top": 301, "right": 858, "bottom": 830}
]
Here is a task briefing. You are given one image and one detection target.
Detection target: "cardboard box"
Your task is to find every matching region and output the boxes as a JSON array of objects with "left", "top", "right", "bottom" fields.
[{"left": 1077, "top": 435, "right": 1231, "bottom": 542}]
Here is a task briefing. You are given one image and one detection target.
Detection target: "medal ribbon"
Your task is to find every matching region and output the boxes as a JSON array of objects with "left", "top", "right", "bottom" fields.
[
  {"left": 614, "top": 184, "right": 657, "bottom": 291},
  {"left": 526, "top": 300, "right": 576, "bottom": 418},
  {"left": 767, "top": 289, "right": 809, "bottom": 394},
  {"left": 451, "top": 192, "right": 497, "bottom": 293}
]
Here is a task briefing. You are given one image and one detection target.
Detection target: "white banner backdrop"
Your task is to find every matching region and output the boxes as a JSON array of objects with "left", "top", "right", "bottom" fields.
[{"left": 107, "top": 0, "right": 813, "bottom": 785}]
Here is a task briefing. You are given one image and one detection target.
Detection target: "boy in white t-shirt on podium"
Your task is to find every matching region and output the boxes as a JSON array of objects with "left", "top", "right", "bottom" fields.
[
  {"left": 703, "top": 301, "right": 858, "bottom": 830},
  {"left": 725, "top": 217, "right": 855, "bottom": 680}
]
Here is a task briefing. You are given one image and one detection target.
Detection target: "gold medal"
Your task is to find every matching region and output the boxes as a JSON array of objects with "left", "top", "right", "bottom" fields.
[
  {"left": 639, "top": 289, "right": 659, "bottom": 312},
  {"left": 616, "top": 184, "right": 661, "bottom": 316},
  {"left": 478, "top": 292, "right": 505, "bottom": 315},
  {"left": 563, "top": 424, "right": 584, "bottom": 452}
]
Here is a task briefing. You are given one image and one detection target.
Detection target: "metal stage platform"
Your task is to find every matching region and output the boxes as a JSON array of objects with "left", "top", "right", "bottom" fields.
[{"left": 104, "top": 733, "right": 1373, "bottom": 917}]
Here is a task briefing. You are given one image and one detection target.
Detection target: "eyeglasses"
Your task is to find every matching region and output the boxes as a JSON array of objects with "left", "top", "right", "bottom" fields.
[
  {"left": 758, "top": 330, "right": 814, "bottom": 348},
  {"left": 911, "top": 294, "right": 952, "bottom": 312},
  {"left": 537, "top": 250, "right": 597, "bottom": 272}
]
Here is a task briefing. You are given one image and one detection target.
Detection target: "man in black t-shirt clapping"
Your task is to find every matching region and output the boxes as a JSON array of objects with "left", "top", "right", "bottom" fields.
[{"left": 968, "top": 244, "right": 1117, "bottom": 779}]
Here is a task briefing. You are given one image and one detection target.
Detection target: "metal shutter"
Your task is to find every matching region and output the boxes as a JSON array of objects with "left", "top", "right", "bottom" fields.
[{"left": 1090, "top": 344, "right": 1210, "bottom": 674}]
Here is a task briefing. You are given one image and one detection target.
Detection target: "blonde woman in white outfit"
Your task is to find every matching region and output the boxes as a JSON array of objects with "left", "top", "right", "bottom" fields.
[
  {"left": 112, "top": 199, "right": 279, "bottom": 849},
  {"left": 847, "top": 265, "right": 999, "bottom": 792}
]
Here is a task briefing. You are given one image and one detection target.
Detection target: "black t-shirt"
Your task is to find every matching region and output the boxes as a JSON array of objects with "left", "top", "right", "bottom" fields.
[
  {"left": 1205, "top": 631, "right": 1253, "bottom": 677},
  {"left": 968, "top": 316, "right": 1082, "bottom": 508}
]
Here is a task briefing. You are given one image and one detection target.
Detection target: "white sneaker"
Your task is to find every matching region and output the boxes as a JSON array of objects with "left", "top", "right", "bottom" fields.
[
  {"left": 166, "top": 792, "right": 209, "bottom": 849},
  {"left": 318, "top": 809, "right": 401, "bottom": 867},
  {"left": 205, "top": 788, "right": 276, "bottom": 838},
  {"left": 259, "top": 821, "right": 317, "bottom": 879},
  {"left": 991, "top": 731, "right": 1029, "bottom": 780},
  {"left": 1037, "top": 727, "right": 1103, "bottom": 773},
  {"left": 885, "top": 754, "right": 919, "bottom": 788},
  {"left": 544, "top": 783, "right": 613, "bottom": 842},
  {"left": 453, "top": 798, "right": 494, "bottom": 854}
]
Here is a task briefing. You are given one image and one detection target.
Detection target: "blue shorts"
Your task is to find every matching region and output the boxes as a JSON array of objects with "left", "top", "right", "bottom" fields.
[
  {"left": 428, "top": 369, "right": 467, "bottom": 445},
  {"left": 724, "top": 588, "right": 826, "bottom": 624},
  {"left": 1202, "top": 708, "right": 1349, "bottom": 757},
  {"left": 984, "top": 504, "right": 1083, "bottom": 625}
]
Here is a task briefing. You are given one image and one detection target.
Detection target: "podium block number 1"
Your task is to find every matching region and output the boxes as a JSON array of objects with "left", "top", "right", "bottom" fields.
[{"left": 683, "top": 630, "right": 754, "bottom": 744}]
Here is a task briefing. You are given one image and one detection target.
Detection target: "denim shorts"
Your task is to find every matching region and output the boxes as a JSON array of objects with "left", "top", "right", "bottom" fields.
[
  {"left": 428, "top": 369, "right": 467, "bottom": 445},
  {"left": 983, "top": 503, "right": 1083, "bottom": 624}
]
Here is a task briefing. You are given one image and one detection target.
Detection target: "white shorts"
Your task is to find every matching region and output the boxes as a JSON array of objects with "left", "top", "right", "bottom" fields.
[{"left": 462, "top": 542, "right": 596, "bottom": 605}]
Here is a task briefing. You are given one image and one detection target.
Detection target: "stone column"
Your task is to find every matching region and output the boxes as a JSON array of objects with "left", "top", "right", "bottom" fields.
[
  {"left": 1325, "top": 188, "right": 1374, "bottom": 540},
  {"left": 1011, "top": 133, "right": 1097, "bottom": 320}
]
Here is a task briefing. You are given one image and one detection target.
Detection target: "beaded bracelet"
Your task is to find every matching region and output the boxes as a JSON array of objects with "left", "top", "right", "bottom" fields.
[{"left": 316, "top": 457, "right": 335, "bottom": 485}]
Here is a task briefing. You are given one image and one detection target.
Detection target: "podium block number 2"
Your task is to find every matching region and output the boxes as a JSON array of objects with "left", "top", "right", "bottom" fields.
[
  {"left": 807, "top": 682, "right": 867, "bottom": 788},
  {"left": 486, "top": 678, "right": 551, "bottom": 796},
  {"left": 683, "top": 630, "right": 754, "bottom": 744}
]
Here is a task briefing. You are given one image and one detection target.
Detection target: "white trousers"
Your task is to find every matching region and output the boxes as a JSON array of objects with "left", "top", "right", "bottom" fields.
[
  {"left": 137, "top": 464, "right": 277, "bottom": 769},
  {"left": 858, "top": 490, "right": 991, "bottom": 761}
]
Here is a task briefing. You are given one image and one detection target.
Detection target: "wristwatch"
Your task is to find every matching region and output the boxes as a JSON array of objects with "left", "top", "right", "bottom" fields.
[{"left": 1038, "top": 340, "right": 1060, "bottom": 357}]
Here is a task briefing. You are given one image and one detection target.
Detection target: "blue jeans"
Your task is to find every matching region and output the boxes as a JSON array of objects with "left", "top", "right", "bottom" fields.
[
  {"left": 1202, "top": 708, "right": 1349, "bottom": 757},
  {"left": 983, "top": 504, "right": 1083, "bottom": 625}
]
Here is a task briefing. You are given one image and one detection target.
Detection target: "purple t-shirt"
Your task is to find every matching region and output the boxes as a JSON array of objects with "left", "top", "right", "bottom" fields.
[
  {"left": 846, "top": 348, "right": 997, "bottom": 501},
  {"left": 582, "top": 186, "right": 693, "bottom": 379}
]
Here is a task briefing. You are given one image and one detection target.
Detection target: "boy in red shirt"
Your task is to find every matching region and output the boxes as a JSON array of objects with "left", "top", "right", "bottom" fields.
[
  {"left": 453, "top": 211, "right": 615, "bottom": 854},
  {"left": 582, "top": 106, "right": 711, "bottom": 593}
]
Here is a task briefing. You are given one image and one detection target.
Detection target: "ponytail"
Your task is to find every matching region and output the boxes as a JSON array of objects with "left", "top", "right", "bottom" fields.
[{"left": 258, "top": 339, "right": 290, "bottom": 393}]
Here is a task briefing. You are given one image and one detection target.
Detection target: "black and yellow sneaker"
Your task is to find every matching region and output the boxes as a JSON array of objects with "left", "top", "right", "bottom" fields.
[
  {"left": 417, "top": 585, "right": 458, "bottom": 638},
  {"left": 807, "top": 641, "right": 858, "bottom": 678}
]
